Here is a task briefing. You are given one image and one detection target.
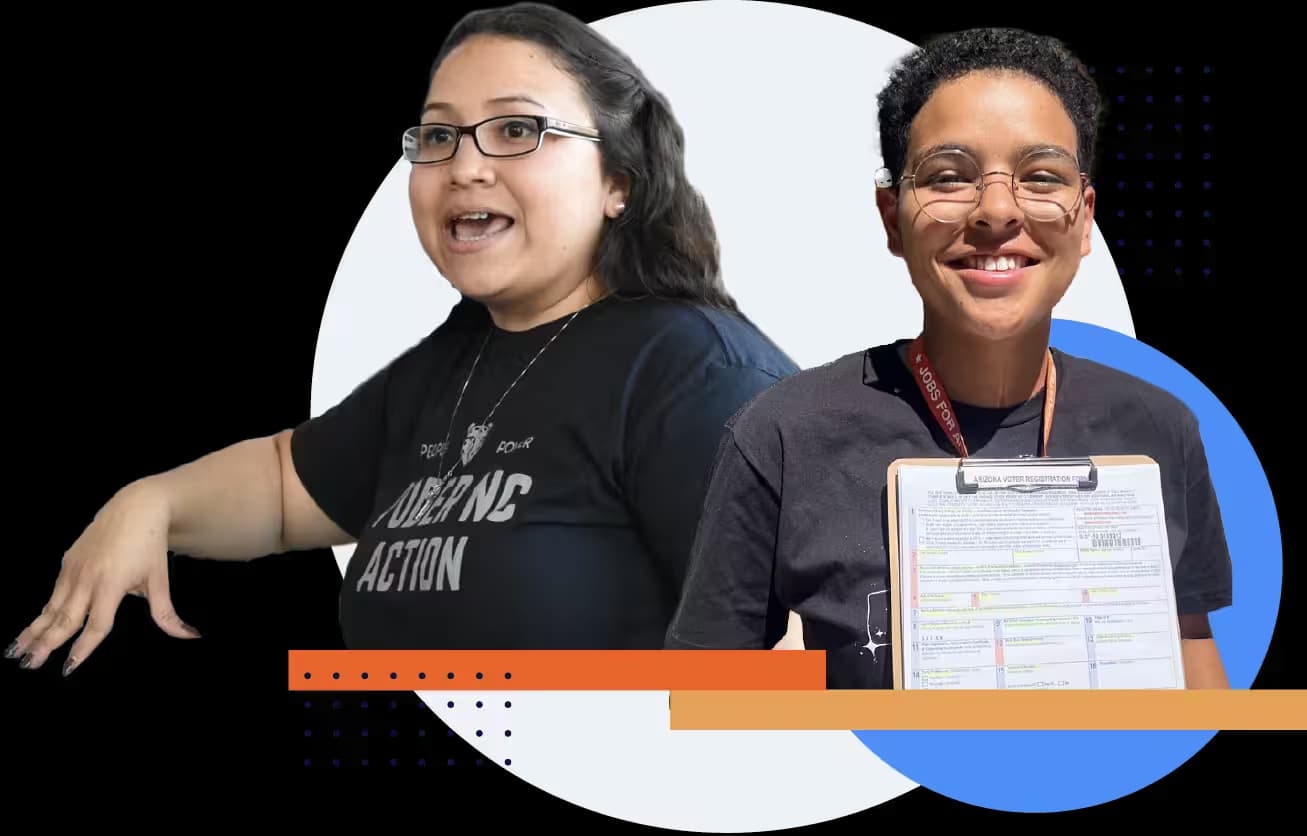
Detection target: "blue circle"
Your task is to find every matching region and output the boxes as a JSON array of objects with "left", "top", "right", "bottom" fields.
[{"left": 854, "top": 319, "right": 1282, "bottom": 813}]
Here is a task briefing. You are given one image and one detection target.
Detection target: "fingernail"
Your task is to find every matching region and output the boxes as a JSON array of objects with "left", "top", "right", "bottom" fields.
[
  {"left": 63, "top": 657, "right": 78, "bottom": 677},
  {"left": 182, "top": 623, "right": 202, "bottom": 638},
  {"left": 4, "top": 641, "right": 18, "bottom": 659},
  {"left": 19, "top": 654, "right": 33, "bottom": 670}
]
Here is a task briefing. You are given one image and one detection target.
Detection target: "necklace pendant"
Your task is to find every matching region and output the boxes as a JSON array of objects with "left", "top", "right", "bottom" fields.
[
  {"left": 412, "top": 477, "right": 442, "bottom": 522},
  {"left": 461, "top": 422, "right": 493, "bottom": 467}
]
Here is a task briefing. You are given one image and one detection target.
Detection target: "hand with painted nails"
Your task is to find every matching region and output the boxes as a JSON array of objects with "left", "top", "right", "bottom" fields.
[
  {"left": 7, "top": 431, "right": 354, "bottom": 676},
  {"left": 7, "top": 481, "right": 202, "bottom": 675}
]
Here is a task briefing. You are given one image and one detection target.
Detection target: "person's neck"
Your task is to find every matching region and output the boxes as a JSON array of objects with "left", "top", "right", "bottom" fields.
[
  {"left": 487, "top": 276, "right": 607, "bottom": 332},
  {"left": 915, "top": 311, "right": 1052, "bottom": 408}
]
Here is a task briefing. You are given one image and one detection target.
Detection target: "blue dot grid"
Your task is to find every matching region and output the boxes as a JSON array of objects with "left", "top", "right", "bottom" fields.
[
  {"left": 1086, "top": 64, "right": 1215, "bottom": 283},
  {"left": 854, "top": 320, "right": 1281, "bottom": 813}
]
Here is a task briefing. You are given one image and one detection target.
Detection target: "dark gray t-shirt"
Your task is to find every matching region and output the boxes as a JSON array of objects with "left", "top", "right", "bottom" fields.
[{"left": 664, "top": 340, "right": 1234, "bottom": 688}]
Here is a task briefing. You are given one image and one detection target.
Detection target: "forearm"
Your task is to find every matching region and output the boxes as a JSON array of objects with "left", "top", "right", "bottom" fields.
[
  {"left": 1182, "top": 638, "right": 1230, "bottom": 689},
  {"left": 120, "top": 432, "right": 290, "bottom": 561}
]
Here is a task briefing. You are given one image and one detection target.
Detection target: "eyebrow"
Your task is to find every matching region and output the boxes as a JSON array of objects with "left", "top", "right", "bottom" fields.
[
  {"left": 421, "top": 94, "right": 549, "bottom": 118},
  {"left": 909, "top": 142, "right": 1077, "bottom": 167}
]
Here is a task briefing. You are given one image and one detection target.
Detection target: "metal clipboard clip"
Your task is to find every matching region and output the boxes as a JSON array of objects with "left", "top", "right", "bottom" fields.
[{"left": 955, "top": 457, "right": 1098, "bottom": 494}]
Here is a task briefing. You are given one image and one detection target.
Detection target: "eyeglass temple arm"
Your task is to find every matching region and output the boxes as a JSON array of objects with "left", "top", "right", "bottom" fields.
[{"left": 543, "top": 117, "right": 601, "bottom": 140}]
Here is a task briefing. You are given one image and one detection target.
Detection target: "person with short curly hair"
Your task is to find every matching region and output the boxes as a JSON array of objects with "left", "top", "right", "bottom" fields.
[{"left": 667, "top": 27, "right": 1233, "bottom": 691}]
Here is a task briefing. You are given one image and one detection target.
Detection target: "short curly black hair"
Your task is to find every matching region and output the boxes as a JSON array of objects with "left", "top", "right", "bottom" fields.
[{"left": 877, "top": 27, "right": 1103, "bottom": 182}]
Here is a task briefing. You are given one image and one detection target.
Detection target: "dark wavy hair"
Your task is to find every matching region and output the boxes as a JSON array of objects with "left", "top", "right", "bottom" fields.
[
  {"left": 429, "top": 2, "right": 737, "bottom": 312},
  {"left": 877, "top": 27, "right": 1103, "bottom": 181}
]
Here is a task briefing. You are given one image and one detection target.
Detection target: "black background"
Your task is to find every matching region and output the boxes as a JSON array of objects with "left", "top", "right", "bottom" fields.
[{"left": 6, "top": 1, "right": 1297, "bottom": 824}]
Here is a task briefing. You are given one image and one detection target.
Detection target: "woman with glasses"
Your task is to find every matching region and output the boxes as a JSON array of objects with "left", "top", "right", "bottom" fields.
[
  {"left": 666, "top": 27, "right": 1234, "bottom": 690},
  {"left": 8, "top": 2, "right": 796, "bottom": 673}
]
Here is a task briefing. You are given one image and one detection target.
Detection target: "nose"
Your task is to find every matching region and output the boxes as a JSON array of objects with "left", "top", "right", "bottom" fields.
[
  {"left": 968, "top": 171, "right": 1023, "bottom": 232},
  {"left": 448, "top": 131, "right": 495, "bottom": 186}
]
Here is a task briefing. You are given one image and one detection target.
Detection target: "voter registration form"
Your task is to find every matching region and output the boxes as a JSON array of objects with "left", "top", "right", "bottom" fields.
[{"left": 892, "top": 458, "right": 1186, "bottom": 690}]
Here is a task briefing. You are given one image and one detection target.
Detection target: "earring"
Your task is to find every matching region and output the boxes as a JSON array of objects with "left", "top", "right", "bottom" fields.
[{"left": 615, "top": 202, "right": 626, "bottom": 212}]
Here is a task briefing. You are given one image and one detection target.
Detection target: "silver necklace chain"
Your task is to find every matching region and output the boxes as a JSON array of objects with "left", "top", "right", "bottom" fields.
[{"left": 411, "top": 305, "right": 587, "bottom": 522}]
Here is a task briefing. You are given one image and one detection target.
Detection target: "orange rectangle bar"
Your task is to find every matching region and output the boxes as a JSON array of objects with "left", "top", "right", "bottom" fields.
[
  {"left": 289, "top": 650, "right": 826, "bottom": 691},
  {"left": 669, "top": 690, "right": 1307, "bottom": 730}
]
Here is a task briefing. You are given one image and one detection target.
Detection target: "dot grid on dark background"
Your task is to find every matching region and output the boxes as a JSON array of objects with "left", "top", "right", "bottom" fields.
[{"left": 5, "top": 2, "right": 1294, "bottom": 825}]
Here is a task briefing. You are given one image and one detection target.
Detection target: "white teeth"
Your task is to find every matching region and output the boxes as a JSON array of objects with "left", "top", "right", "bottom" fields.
[
  {"left": 964, "top": 255, "right": 1028, "bottom": 271},
  {"left": 454, "top": 211, "right": 490, "bottom": 221}
]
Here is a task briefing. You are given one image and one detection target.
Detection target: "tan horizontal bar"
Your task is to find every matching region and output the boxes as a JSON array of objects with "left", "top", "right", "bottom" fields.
[{"left": 669, "top": 690, "right": 1307, "bottom": 730}]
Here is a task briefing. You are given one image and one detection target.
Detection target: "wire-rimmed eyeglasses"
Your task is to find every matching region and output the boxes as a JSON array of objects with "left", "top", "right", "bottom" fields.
[
  {"left": 402, "top": 114, "right": 601, "bottom": 164},
  {"left": 876, "top": 148, "right": 1089, "bottom": 223}
]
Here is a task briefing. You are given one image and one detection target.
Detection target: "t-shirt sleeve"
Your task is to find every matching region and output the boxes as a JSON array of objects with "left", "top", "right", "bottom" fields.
[
  {"left": 622, "top": 357, "right": 788, "bottom": 602},
  {"left": 663, "top": 417, "right": 790, "bottom": 651},
  {"left": 290, "top": 364, "right": 393, "bottom": 540},
  {"left": 1173, "top": 410, "right": 1234, "bottom": 615}
]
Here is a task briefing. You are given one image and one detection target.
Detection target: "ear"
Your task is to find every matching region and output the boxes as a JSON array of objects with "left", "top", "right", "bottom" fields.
[
  {"left": 1079, "top": 184, "right": 1096, "bottom": 257},
  {"left": 876, "top": 186, "right": 905, "bottom": 258},
  {"left": 605, "top": 172, "right": 631, "bottom": 219}
]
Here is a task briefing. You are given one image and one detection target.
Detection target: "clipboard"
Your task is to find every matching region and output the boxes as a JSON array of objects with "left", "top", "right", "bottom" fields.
[{"left": 886, "top": 454, "right": 1177, "bottom": 690}]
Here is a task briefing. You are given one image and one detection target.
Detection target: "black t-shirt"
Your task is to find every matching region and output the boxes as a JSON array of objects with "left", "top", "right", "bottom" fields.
[
  {"left": 290, "top": 294, "right": 798, "bottom": 650},
  {"left": 664, "top": 340, "right": 1235, "bottom": 688}
]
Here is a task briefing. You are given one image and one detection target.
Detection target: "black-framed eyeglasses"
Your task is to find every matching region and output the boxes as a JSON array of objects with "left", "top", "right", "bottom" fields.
[
  {"left": 402, "top": 114, "right": 601, "bottom": 164},
  {"left": 875, "top": 148, "right": 1089, "bottom": 224}
]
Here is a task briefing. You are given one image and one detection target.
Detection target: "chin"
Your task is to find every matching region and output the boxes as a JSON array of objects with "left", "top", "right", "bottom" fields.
[
  {"left": 955, "top": 299, "right": 1047, "bottom": 343},
  {"left": 445, "top": 274, "right": 516, "bottom": 304},
  {"left": 435, "top": 257, "right": 512, "bottom": 297}
]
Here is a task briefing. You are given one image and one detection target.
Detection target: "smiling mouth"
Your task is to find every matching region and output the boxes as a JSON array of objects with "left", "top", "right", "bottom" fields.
[
  {"left": 948, "top": 254, "right": 1039, "bottom": 272},
  {"left": 449, "top": 211, "right": 515, "bottom": 242}
]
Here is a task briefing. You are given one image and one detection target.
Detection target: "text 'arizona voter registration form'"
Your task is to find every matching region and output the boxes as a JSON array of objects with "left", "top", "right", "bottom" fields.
[{"left": 895, "top": 460, "right": 1186, "bottom": 690}]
